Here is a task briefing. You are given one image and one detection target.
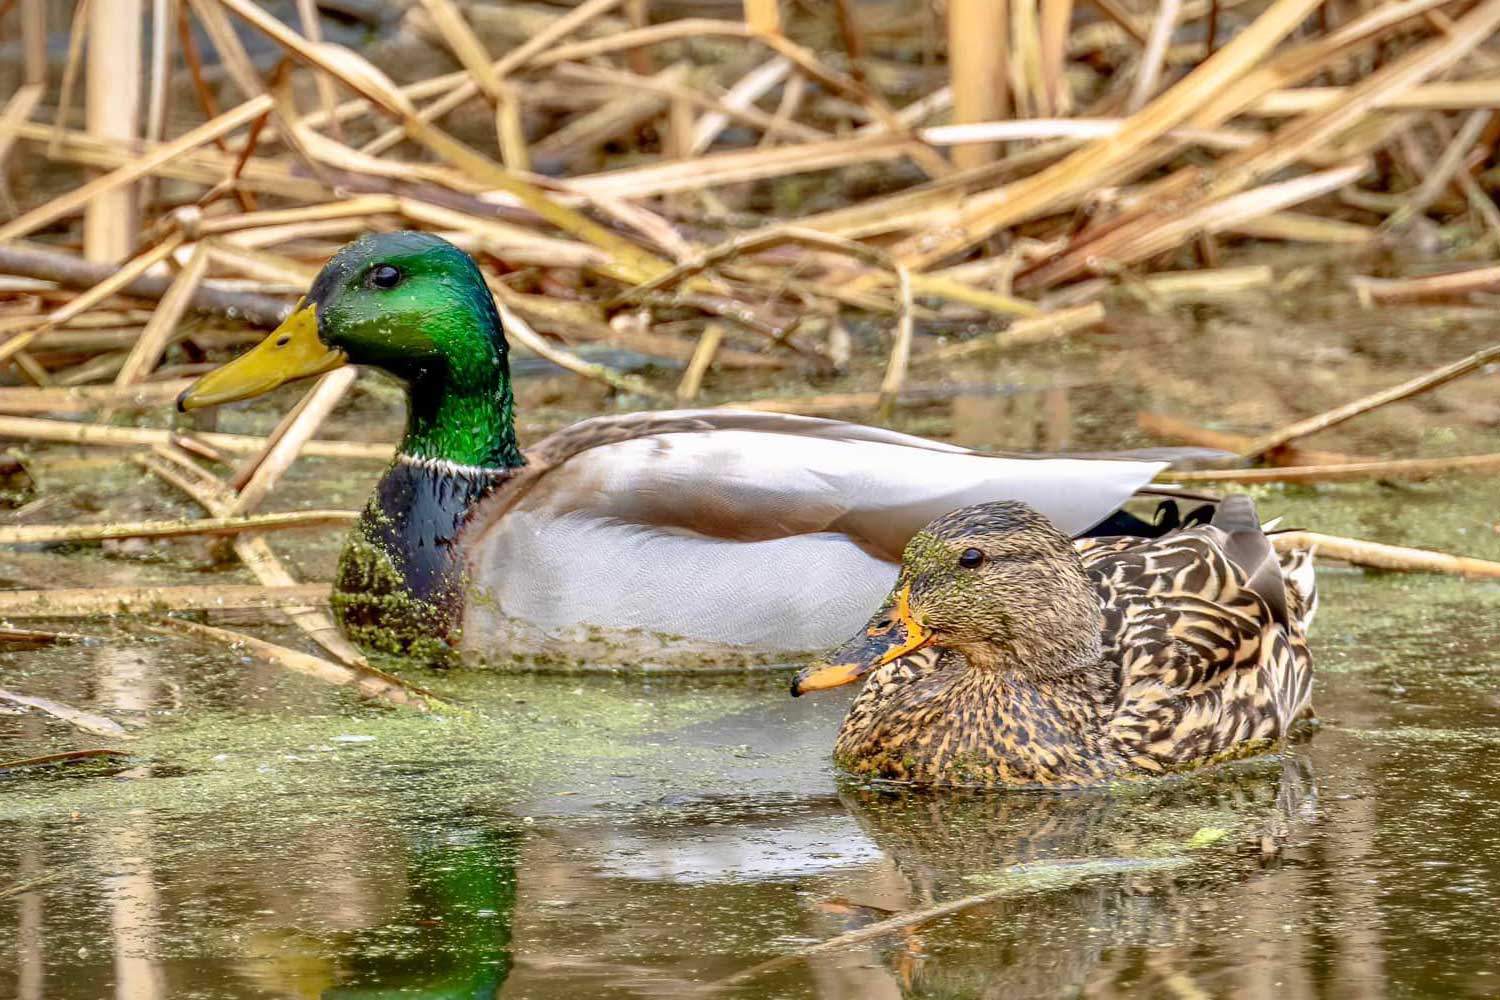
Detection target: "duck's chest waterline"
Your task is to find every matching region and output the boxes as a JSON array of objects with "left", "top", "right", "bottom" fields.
[
  {"left": 833, "top": 667, "right": 1127, "bottom": 788},
  {"left": 331, "top": 457, "right": 513, "bottom": 660}
]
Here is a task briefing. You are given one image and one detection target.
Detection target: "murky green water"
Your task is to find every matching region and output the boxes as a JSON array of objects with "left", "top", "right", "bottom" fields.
[{"left": 5, "top": 283, "right": 1500, "bottom": 997}]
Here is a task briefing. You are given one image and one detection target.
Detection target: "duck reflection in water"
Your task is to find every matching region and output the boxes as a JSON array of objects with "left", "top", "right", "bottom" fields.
[
  {"left": 320, "top": 827, "right": 518, "bottom": 1000},
  {"left": 797, "top": 756, "right": 1317, "bottom": 999}
]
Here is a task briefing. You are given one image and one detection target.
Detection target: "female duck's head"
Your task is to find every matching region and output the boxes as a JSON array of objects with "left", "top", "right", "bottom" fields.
[
  {"left": 180, "top": 232, "right": 523, "bottom": 468},
  {"left": 792, "top": 500, "right": 1104, "bottom": 695}
]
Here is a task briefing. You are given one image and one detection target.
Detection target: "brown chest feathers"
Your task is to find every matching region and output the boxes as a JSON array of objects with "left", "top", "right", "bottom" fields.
[{"left": 834, "top": 654, "right": 1128, "bottom": 787}]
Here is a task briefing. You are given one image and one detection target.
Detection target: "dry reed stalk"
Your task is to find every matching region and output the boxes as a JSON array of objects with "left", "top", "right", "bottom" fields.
[
  {"left": 0, "top": 242, "right": 290, "bottom": 327},
  {"left": 1250, "top": 80, "right": 1500, "bottom": 116},
  {"left": 83, "top": 0, "right": 143, "bottom": 261},
  {"left": 1135, "top": 411, "right": 1365, "bottom": 466},
  {"left": 533, "top": 63, "right": 688, "bottom": 163},
  {"left": 0, "top": 380, "right": 194, "bottom": 415},
  {"left": 915, "top": 302, "right": 1106, "bottom": 363},
  {"left": 1228, "top": 212, "right": 1375, "bottom": 245},
  {"left": 1270, "top": 531, "right": 1500, "bottom": 580},
  {"left": 1390, "top": 109, "right": 1492, "bottom": 229},
  {"left": 1039, "top": 0, "right": 1074, "bottom": 115},
  {"left": 1128, "top": 0, "right": 1183, "bottom": 112},
  {"left": 205, "top": 243, "right": 318, "bottom": 287},
  {"left": 416, "top": 0, "right": 528, "bottom": 169},
  {"left": 0, "top": 511, "right": 359, "bottom": 546},
  {"left": 1165, "top": 453, "right": 1500, "bottom": 485},
  {"left": 15, "top": 120, "right": 326, "bottom": 200},
  {"left": 556, "top": 63, "right": 824, "bottom": 145},
  {"left": 0, "top": 233, "right": 186, "bottom": 367},
  {"left": 493, "top": 300, "right": 668, "bottom": 401},
  {"left": 876, "top": 264, "right": 915, "bottom": 419},
  {"left": 744, "top": 0, "right": 781, "bottom": 34},
  {"left": 675, "top": 324, "right": 724, "bottom": 402},
  {"left": 1088, "top": 0, "right": 1148, "bottom": 45},
  {"left": 921, "top": 117, "right": 1252, "bottom": 149},
  {"left": 226, "top": 367, "right": 359, "bottom": 516},
  {"left": 49, "top": 0, "right": 91, "bottom": 157},
  {"left": 197, "top": 195, "right": 401, "bottom": 235},
  {"left": 150, "top": 618, "right": 439, "bottom": 710},
  {"left": 1241, "top": 343, "right": 1500, "bottom": 460},
  {"left": 111, "top": 243, "right": 212, "bottom": 388},
  {"left": 566, "top": 133, "right": 915, "bottom": 200},
  {"left": 1127, "top": 265, "right": 1273, "bottom": 300},
  {"left": 947, "top": 0, "right": 1009, "bottom": 169},
  {"left": 185, "top": 0, "right": 264, "bottom": 98},
  {"left": 18, "top": 0, "right": 45, "bottom": 84},
  {"left": 0, "top": 95, "right": 274, "bottom": 245},
  {"left": 0, "top": 583, "right": 331, "bottom": 617},
  {"left": 691, "top": 56, "right": 793, "bottom": 155},
  {"left": 293, "top": 0, "right": 342, "bottom": 141},
  {"left": 1352, "top": 265, "right": 1500, "bottom": 304},
  {"left": 0, "top": 84, "right": 44, "bottom": 177},
  {"left": 0, "top": 414, "right": 392, "bottom": 460}
]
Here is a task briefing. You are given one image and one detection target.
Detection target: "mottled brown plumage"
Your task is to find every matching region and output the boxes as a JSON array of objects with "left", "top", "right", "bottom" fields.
[{"left": 792, "top": 497, "right": 1316, "bottom": 789}]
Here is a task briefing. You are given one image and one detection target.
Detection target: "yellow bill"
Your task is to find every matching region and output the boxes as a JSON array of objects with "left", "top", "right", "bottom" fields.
[
  {"left": 177, "top": 302, "right": 346, "bottom": 411},
  {"left": 790, "top": 585, "right": 934, "bottom": 696}
]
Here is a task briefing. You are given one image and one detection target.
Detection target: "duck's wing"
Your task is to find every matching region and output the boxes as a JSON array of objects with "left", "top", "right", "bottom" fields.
[
  {"left": 1085, "top": 496, "right": 1316, "bottom": 773},
  {"left": 463, "top": 409, "right": 1170, "bottom": 652}
]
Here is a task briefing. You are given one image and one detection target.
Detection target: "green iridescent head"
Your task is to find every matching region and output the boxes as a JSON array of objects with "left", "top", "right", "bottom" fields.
[
  {"left": 793, "top": 501, "right": 1105, "bottom": 695},
  {"left": 302, "top": 231, "right": 508, "bottom": 381},
  {"left": 180, "top": 232, "right": 524, "bottom": 469}
]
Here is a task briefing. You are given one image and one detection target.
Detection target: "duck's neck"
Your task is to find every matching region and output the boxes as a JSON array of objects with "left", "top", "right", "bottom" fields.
[
  {"left": 334, "top": 324, "right": 527, "bottom": 661},
  {"left": 400, "top": 361, "right": 525, "bottom": 470}
]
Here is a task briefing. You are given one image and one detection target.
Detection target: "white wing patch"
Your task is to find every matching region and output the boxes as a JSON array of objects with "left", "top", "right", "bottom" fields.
[
  {"left": 462, "top": 426, "right": 1167, "bottom": 655},
  {"left": 472, "top": 510, "right": 897, "bottom": 649}
]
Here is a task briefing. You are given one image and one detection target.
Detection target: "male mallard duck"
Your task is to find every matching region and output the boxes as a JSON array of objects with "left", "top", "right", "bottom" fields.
[
  {"left": 791, "top": 497, "right": 1316, "bottom": 788},
  {"left": 180, "top": 231, "right": 1196, "bottom": 668}
]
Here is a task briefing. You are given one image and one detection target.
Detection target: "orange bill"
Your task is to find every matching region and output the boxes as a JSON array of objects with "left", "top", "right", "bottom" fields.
[{"left": 790, "top": 585, "right": 934, "bottom": 696}]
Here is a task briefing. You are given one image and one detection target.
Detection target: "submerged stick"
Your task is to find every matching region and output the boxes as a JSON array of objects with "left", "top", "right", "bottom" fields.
[
  {"left": 152, "top": 617, "right": 441, "bottom": 710},
  {"left": 0, "top": 749, "right": 132, "bottom": 776},
  {"left": 0, "top": 687, "right": 131, "bottom": 739},
  {"left": 0, "top": 510, "right": 358, "bottom": 546},
  {"left": 706, "top": 856, "right": 1192, "bottom": 992},
  {"left": 1240, "top": 343, "right": 1500, "bottom": 460},
  {"left": 1271, "top": 531, "right": 1500, "bottom": 580}
]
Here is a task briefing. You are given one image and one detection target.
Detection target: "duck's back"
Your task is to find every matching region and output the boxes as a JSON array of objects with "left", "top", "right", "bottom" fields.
[{"left": 1080, "top": 497, "right": 1316, "bottom": 775}]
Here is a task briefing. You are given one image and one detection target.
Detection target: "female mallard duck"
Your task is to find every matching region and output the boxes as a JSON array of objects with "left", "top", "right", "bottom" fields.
[
  {"left": 179, "top": 231, "right": 1194, "bottom": 669},
  {"left": 791, "top": 496, "right": 1316, "bottom": 788}
]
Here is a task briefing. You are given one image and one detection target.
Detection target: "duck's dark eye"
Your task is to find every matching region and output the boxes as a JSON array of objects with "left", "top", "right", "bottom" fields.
[
  {"left": 368, "top": 264, "right": 403, "bottom": 289},
  {"left": 958, "top": 547, "right": 985, "bottom": 569}
]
